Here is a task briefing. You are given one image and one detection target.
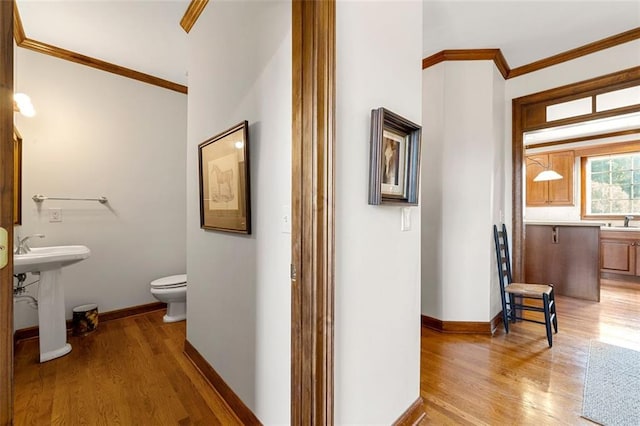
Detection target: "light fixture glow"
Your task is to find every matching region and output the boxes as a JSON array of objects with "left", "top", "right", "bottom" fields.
[
  {"left": 533, "top": 170, "right": 563, "bottom": 182},
  {"left": 234, "top": 141, "right": 244, "bottom": 149},
  {"left": 13, "top": 93, "right": 36, "bottom": 117}
]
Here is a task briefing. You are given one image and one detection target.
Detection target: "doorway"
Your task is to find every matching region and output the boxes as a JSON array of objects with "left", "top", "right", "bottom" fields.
[
  {"left": 1, "top": 1, "right": 336, "bottom": 423},
  {"left": 512, "top": 66, "right": 640, "bottom": 281}
]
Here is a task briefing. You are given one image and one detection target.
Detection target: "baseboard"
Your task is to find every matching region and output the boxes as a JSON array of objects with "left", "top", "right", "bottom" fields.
[
  {"left": 99, "top": 302, "right": 166, "bottom": 323},
  {"left": 490, "top": 311, "right": 503, "bottom": 334},
  {"left": 421, "top": 312, "right": 503, "bottom": 335},
  {"left": 601, "top": 272, "right": 640, "bottom": 286},
  {"left": 184, "top": 339, "right": 261, "bottom": 425},
  {"left": 393, "top": 396, "right": 426, "bottom": 426},
  {"left": 13, "top": 301, "right": 166, "bottom": 344}
]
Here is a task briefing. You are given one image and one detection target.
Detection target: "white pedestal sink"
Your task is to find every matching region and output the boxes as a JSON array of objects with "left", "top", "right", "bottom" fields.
[{"left": 14, "top": 245, "right": 91, "bottom": 362}]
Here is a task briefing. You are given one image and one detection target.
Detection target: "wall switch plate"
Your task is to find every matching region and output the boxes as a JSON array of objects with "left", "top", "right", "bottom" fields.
[
  {"left": 49, "top": 208, "right": 62, "bottom": 222},
  {"left": 401, "top": 207, "right": 411, "bottom": 231},
  {"left": 282, "top": 205, "right": 291, "bottom": 234}
]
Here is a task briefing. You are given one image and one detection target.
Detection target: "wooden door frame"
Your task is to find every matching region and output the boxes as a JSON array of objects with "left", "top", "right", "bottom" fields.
[
  {"left": 291, "top": 0, "right": 335, "bottom": 424},
  {"left": 512, "top": 66, "right": 640, "bottom": 281},
  {"left": 1, "top": 0, "right": 15, "bottom": 424}
]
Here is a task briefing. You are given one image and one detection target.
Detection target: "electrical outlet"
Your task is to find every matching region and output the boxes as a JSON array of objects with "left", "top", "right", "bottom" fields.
[{"left": 49, "top": 208, "right": 62, "bottom": 223}]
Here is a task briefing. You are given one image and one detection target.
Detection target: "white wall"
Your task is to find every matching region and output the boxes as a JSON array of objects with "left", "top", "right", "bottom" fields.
[
  {"left": 490, "top": 65, "right": 506, "bottom": 320},
  {"left": 13, "top": 48, "right": 187, "bottom": 329},
  {"left": 421, "top": 65, "right": 444, "bottom": 319},
  {"left": 335, "top": 1, "right": 422, "bottom": 423},
  {"left": 186, "top": 1, "right": 291, "bottom": 424},
  {"left": 421, "top": 61, "right": 505, "bottom": 322}
]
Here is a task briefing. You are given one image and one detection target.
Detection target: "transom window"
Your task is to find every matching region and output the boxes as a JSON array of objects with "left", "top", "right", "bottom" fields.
[{"left": 586, "top": 153, "right": 640, "bottom": 215}]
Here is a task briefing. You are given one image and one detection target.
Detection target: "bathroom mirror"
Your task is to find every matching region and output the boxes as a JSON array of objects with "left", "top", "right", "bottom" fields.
[{"left": 14, "top": 127, "right": 22, "bottom": 225}]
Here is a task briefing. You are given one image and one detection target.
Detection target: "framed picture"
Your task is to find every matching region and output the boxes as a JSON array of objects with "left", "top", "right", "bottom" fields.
[
  {"left": 13, "top": 127, "right": 22, "bottom": 225},
  {"left": 198, "top": 121, "right": 251, "bottom": 234},
  {"left": 368, "top": 107, "right": 421, "bottom": 205}
]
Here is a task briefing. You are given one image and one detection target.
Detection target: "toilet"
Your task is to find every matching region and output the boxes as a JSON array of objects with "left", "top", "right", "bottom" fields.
[{"left": 150, "top": 274, "right": 187, "bottom": 323}]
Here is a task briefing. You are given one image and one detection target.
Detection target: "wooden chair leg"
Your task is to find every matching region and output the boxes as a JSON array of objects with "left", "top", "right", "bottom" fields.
[
  {"left": 502, "top": 300, "right": 510, "bottom": 334},
  {"left": 551, "top": 290, "right": 558, "bottom": 333},
  {"left": 509, "top": 294, "right": 518, "bottom": 323},
  {"left": 543, "top": 293, "right": 553, "bottom": 347}
]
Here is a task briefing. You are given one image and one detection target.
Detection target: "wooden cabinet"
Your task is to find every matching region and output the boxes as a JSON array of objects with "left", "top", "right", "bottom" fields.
[
  {"left": 600, "top": 230, "right": 640, "bottom": 276},
  {"left": 600, "top": 238, "right": 635, "bottom": 274},
  {"left": 525, "top": 224, "right": 600, "bottom": 301},
  {"left": 526, "top": 150, "right": 574, "bottom": 206}
]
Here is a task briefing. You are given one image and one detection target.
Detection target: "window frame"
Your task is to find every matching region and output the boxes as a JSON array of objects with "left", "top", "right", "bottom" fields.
[{"left": 580, "top": 141, "right": 640, "bottom": 220}]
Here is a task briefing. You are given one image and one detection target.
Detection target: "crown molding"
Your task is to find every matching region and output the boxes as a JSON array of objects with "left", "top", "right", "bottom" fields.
[
  {"left": 13, "top": 3, "right": 188, "bottom": 94},
  {"left": 13, "top": 2, "right": 25, "bottom": 44},
  {"left": 422, "top": 27, "right": 640, "bottom": 81},
  {"left": 422, "top": 49, "right": 509, "bottom": 79},
  {"left": 508, "top": 27, "right": 640, "bottom": 78},
  {"left": 180, "top": 0, "right": 209, "bottom": 33}
]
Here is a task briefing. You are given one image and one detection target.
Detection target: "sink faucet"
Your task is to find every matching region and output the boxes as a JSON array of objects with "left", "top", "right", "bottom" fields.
[
  {"left": 15, "top": 234, "right": 45, "bottom": 254},
  {"left": 624, "top": 216, "right": 635, "bottom": 227}
]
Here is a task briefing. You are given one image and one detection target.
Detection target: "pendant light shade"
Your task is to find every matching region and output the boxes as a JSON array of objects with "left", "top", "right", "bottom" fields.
[{"left": 533, "top": 169, "right": 563, "bottom": 182}]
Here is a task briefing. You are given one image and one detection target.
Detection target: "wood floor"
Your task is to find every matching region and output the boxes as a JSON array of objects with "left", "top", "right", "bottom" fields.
[
  {"left": 419, "top": 281, "right": 640, "bottom": 425},
  {"left": 14, "top": 310, "right": 241, "bottom": 425},
  {"left": 14, "top": 281, "right": 639, "bottom": 425}
]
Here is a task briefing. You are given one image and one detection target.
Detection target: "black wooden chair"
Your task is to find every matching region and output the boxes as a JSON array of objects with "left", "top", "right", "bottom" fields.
[{"left": 493, "top": 224, "right": 558, "bottom": 347}]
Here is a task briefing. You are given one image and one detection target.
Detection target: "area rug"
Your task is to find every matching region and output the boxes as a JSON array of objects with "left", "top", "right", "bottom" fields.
[{"left": 582, "top": 340, "right": 640, "bottom": 425}]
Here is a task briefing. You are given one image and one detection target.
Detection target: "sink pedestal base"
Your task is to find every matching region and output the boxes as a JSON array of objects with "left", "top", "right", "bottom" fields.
[{"left": 37, "top": 269, "right": 72, "bottom": 362}]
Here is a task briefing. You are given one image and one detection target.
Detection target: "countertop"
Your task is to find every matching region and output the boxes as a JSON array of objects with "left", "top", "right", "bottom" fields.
[
  {"left": 524, "top": 221, "right": 605, "bottom": 227},
  {"left": 524, "top": 221, "right": 640, "bottom": 231},
  {"left": 599, "top": 226, "right": 640, "bottom": 232}
]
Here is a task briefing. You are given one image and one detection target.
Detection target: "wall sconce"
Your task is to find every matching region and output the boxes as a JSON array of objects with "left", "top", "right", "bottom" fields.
[
  {"left": 13, "top": 93, "right": 36, "bottom": 117},
  {"left": 527, "top": 157, "right": 563, "bottom": 182}
]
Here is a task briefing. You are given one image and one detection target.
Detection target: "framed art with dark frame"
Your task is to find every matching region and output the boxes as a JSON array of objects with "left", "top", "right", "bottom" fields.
[
  {"left": 198, "top": 121, "right": 251, "bottom": 234},
  {"left": 368, "top": 107, "right": 421, "bottom": 205},
  {"left": 13, "top": 127, "right": 21, "bottom": 225}
]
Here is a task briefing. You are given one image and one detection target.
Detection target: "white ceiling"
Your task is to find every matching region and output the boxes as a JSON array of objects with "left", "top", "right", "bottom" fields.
[
  {"left": 17, "top": 0, "right": 189, "bottom": 85},
  {"left": 423, "top": 1, "right": 640, "bottom": 68},
  {"left": 14, "top": 1, "right": 640, "bottom": 88}
]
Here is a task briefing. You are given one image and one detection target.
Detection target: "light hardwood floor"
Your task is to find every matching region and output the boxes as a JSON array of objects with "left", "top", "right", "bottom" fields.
[
  {"left": 419, "top": 281, "right": 640, "bottom": 425},
  {"left": 14, "top": 282, "right": 639, "bottom": 424},
  {"left": 14, "top": 311, "right": 242, "bottom": 425}
]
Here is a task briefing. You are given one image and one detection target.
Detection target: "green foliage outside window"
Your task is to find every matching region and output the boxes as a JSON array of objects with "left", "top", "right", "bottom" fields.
[{"left": 588, "top": 153, "right": 640, "bottom": 215}]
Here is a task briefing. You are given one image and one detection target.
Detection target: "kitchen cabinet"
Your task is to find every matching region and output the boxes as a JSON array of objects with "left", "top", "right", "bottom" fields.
[
  {"left": 525, "top": 223, "right": 600, "bottom": 301},
  {"left": 600, "top": 230, "right": 640, "bottom": 276},
  {"left": 526, "top": 151, "right": 574, "bottom": 206}
]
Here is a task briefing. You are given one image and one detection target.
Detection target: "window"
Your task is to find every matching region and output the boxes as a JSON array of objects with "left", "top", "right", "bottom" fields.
[
  {"left": 542, "top": 84, "right": 640, "bottom": 123},
  {"left": 585, "top": 153, "right": 640, "bottom": 216}
]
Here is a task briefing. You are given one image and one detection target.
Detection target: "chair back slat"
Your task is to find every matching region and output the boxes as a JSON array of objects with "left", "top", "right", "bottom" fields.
[
  {"left": 501, "top": 224, "right": 513, "bottom": 284},
  {"left": 493, "top": 224, "right": 513, "bottom": 293}
]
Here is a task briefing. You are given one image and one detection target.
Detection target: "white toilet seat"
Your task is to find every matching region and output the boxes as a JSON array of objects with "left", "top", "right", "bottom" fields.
[{"left": 150, "top": 274, "right": 187, "bottom": 288}]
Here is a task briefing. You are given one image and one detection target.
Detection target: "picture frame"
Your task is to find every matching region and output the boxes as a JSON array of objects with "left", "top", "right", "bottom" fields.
[
  {"left": 13, "top": 127, "right": 22, "bottom": 225},
  {"left": 198, "top": 121, "right": 251, "bottom": 234},
  {"left": 368, "top": 107, "right": 421, "bottom": 205}
]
